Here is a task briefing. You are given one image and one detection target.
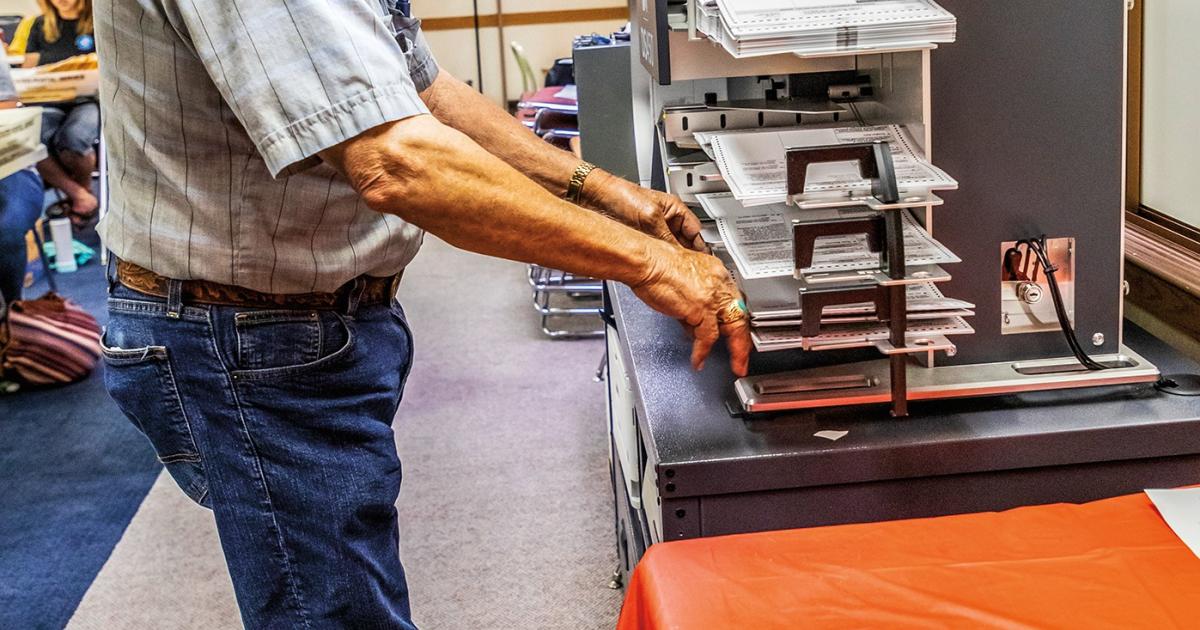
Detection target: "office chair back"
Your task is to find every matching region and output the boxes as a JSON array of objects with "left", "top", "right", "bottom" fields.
[
  {"left": 510, "top": 41, "right": 537, "bottom": 97},
  {"left": 0, "top": 15, "right": 22, "bottom": 44}
]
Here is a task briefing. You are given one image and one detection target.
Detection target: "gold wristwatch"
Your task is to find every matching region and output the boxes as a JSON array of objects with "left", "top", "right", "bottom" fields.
[{"left": 565, "top": 162, "right": 597, "bottom": 204}]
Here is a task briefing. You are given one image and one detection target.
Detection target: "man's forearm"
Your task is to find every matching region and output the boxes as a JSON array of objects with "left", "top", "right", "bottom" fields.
[
  {"left": 321, "top": 114, "right": 661, "bottom": 287},
  {"left": 419, "top": 71, "right": 583, "bottom": 200},
  {"left": 418, "top": 70, "right": 706, "bottom": 251}
]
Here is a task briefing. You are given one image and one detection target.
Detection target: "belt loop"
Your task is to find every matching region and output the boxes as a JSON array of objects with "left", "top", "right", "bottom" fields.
[
  {"left": 166, "top": 279, "right": 184, "bottom": 319},
  {"left": 105, "top": 256, "right": 118, "bottom": 293},
  {"left": 344, "top": 277, "right": 366, "bottom": 317}
]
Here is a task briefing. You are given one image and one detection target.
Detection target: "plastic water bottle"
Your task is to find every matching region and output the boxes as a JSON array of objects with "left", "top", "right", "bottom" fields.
[{"left": 45, "top": 207, "right": 77, "bottom": 273}]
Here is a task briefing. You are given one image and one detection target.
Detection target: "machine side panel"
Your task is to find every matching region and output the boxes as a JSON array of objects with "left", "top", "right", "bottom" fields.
[{"left": 931, "top": 0, "right": 1126, "bottom": 364}]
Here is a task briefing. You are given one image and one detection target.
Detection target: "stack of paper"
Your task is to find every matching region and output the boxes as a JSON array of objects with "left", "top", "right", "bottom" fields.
[
  {"left": 751, "top": 316, "right": 975, "bottom": 352},
  {"left": 742, "top": 278, "right": 974, "bottom": 324},
  {"left": 0, "top": 108, "right": 47, "bottom": 181},
  {"left": 702, "top": 191, "right": 974, "bottom": 352},
  {"left": 698, "top": 192, "right": 960, "bottom": 281},
  {"left": 697, "top": 0, "right": 957, "bottom": 59},
  {"left": 695, "top": 124, "right": 957, "bottom": 207}
]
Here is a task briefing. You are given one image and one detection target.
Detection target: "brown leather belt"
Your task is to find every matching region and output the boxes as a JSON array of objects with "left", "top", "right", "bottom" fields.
[{"left": 116, "top": 260, "right": 402, "bottom": 310}]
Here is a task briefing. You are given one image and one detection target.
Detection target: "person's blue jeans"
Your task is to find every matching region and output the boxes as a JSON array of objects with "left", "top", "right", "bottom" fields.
[
  {"left": 41, "top": 101, "right": 100, "bottom": 155},
  {"left": 101, "top": 282, "right": 418, "bottom": 629},
  {"left": 0, "top": 169, "right": 44, "bottom": 303}
]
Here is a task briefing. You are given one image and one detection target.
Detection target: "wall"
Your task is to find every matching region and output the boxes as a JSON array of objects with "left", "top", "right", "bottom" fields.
[
  {"left": 0, "top": 0, "right": 36, "bottom": 17},
  {"left": 414, "top": 0, "right": 627, "bottom": 104},
  {"left": 1142, "top": 0, "right": 1200, "bottom": 226}
]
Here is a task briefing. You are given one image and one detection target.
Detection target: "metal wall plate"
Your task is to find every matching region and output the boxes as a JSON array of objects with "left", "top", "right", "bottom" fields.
[{"left": 1001, "top": 237, "right": 1076, "bottom": 335}]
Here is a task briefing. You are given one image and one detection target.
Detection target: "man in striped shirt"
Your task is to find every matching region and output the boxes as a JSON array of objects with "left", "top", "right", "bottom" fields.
[{"left": 96, "top": 1, "right": 750, "bottom": 626}]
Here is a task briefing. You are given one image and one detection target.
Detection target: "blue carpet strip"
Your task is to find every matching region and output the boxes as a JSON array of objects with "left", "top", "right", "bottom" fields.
[{"left": 0, "top": 261, "right": 162, "bottom": 630}]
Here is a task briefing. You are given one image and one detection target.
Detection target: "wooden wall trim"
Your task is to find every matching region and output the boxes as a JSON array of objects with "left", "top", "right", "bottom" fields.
[
  {"left": 422, "top": 7, "right": 627, "bottom": 32},
  {"left": 1126, "top": 0, "right": 1144, "bottom": 212},
  {"left": 1126, "top": 262, "right": 1200, "bottom": 343},
  {"left": 1127, "top": 223, "right": 1200, "bottom": 300}
]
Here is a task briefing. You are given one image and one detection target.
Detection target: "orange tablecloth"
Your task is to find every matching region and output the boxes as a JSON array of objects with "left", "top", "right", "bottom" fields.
[{"left": 617, "top": 493, "right": 1200, "bottom": 629}]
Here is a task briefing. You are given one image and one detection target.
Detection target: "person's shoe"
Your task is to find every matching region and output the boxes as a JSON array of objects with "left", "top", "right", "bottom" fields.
[{"left": 68, "top": 192, "right": 100, "bottom": 228}]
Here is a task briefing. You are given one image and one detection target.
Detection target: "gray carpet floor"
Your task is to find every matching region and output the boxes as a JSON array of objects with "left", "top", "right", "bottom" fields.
[{"left": 67, "top": 237, "right": 622, "bottom": 629}]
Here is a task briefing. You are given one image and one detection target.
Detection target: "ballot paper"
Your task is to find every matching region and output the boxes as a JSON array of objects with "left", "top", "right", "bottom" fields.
[
  {"left": 1146, "top": 488, "right": 1200, "bottom": 560},
  {"left": 697, "top": 0, "right": 957, "bottom": 59},
  {"left": 696, "top": 124, "right": 957, "bottom": 206},
  {"left": 741, "top": 276, "right": 974, "bottom": 322},
  {"left": 699, "top": 193, "right": 959, "bottom": 280},
  {"left": 751, "top": 316, "right": 974, "bottom": 352}
]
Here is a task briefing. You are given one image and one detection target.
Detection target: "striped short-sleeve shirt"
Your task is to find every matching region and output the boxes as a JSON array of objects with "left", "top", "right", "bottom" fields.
[{"left": 95, "top": 0, "right": 438, "bottom": 294}]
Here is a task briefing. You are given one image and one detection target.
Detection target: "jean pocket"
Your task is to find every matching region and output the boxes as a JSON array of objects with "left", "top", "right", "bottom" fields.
[
  {"left": 231, "top": 310, "right": 355, "bottom": 380},
  {"left": 234, "top": 310, "right": 325, "bottom": 371},
  {"left": 102, "top": 334, "right": 209, "bottom": 507}
]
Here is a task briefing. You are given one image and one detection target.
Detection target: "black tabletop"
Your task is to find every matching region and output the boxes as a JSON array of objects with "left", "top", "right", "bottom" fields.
[{"left": 609, "top": 282, "right": 1200, "bottom": 499}]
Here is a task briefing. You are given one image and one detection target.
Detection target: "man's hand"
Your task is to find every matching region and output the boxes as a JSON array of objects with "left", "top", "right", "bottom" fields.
[
  {"left": 631, "top": 240, "right": 752, "bottom": 376},
  {"left": 583, "top": 170, "right": 708, "bottom": 252}
]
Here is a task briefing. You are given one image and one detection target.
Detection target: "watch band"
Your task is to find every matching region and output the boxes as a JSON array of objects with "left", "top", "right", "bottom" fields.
[{"left": 565, "top": 161, "right": 597, "bottom": 205}]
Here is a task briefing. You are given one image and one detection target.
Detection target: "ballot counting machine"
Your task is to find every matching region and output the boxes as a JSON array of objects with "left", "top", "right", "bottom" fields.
[
  {"left": 628, "top": 0, "right": 1161, "bottom": 419},
  {"left": 598, "top": 0, "right": 1200, "bottom": 582}
]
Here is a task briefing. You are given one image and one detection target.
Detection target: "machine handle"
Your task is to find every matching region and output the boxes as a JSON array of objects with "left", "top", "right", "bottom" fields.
[
  {"left": 785, "top": 141, "right": 900, "bottom": 204},
  {"left": 793, "top": 215, "right": 887, "bottom": 271}
]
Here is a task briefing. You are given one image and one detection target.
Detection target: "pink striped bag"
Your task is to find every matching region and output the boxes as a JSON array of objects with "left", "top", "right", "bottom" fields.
[{"left": 1, "top": 292, "right": 102, "bottom": 385}]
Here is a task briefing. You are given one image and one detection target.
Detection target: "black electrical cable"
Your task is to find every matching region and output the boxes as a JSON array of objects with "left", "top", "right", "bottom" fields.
[{"left": 1019, "top": 236, "right": 1108, "bottom": 371}]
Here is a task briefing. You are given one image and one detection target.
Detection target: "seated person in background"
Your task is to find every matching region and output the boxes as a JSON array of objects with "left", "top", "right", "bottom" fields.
[
  {"left": 0, "top": 46, "right": 45, "bottom": 304},
  {"left": 23, "top": 0, "right": 97, "bottom": 227}
]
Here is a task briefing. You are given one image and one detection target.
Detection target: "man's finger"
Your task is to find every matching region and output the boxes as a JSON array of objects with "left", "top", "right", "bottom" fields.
[
  {"left": 719, "top": 316, "right": 753, "bottom": 377},
  {"left": 690, "top": 315, "right": 720, "bottom": 371},
  {"left": 676, "top": 206, "right": 704, "bottom": 243},
  {"left": 666, "top": 214, "right": 693, "bottom": 250}
]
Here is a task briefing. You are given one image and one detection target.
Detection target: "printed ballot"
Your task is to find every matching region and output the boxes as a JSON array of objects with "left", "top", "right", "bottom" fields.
[
  {"left": 699, "top": 192, "right": 959, "bottom": 280},
  {"left": 743, "top": 279, "right": 974, "bottom": 325},
  {"left": 696, "top": 125, "right": 957, "bottom": 206},
  {"left": 696, "top": 0, "right": 957, "bottom": 59},
  {"left": 751, "top": 316, "right": 974, "bottom": 352}
]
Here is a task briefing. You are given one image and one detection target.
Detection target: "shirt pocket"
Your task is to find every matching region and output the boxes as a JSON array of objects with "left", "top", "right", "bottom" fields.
[{"left": 101, "top": 333, "right": 209, "bottom": 506}]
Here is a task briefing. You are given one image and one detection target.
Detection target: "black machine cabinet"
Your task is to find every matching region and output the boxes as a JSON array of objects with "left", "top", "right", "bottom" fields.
[{"left": 931, "top": 0, "right": 1127, "bottom": 364}]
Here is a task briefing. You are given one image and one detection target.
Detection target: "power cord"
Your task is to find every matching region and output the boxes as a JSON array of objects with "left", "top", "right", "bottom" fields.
[{"left": 1016, "top": 236, "right": 1108, "bottom": 371}]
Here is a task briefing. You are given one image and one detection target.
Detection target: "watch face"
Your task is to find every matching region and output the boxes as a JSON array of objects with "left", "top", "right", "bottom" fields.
[{"left": 75, "top": 33, "right": 95, "bottom": 53}]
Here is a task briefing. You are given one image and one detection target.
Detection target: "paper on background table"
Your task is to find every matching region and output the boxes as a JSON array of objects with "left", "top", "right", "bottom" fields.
[
  {"left": 698, "top": 125, "right": 956, "bottom": 206},
  {"left": 699, "top": 193, "right": 959, "bottom": 280},
  {"left": 0, "top": 107, "right": 46, "bottom": 181},
  {"left": 1146, "top": 488, "right": 1200, "bottom": 559},
  {"left": 554, "top": 85, "right": 577, "bottom": 101}
]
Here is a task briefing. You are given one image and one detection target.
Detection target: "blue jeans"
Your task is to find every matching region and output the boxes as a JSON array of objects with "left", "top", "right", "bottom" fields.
[
  {"left": 0, "top": 169, "right": 44, "bottom": 303},
  {"left": 101, "top": 282, "right": 418, "bottom": 629},
  {"left": 41, "top": 101, "right": 100, "bottom": 155}
]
